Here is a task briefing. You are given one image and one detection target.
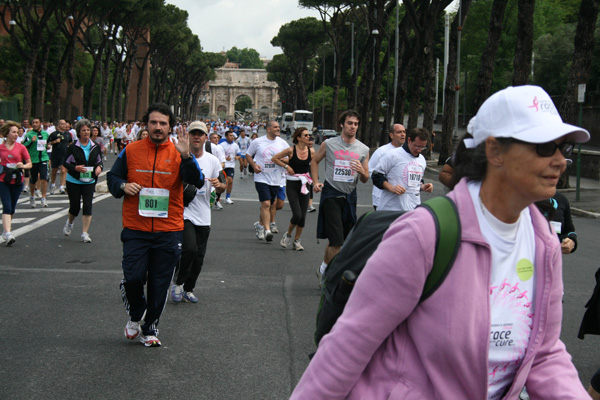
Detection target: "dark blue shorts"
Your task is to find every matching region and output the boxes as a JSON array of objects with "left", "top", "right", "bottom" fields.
[
  {"left": 255, "top": 182, "right": 279, "bottom": 204},
  {"left": 224, "top": 168, "right": 235, "bottom": 179}
]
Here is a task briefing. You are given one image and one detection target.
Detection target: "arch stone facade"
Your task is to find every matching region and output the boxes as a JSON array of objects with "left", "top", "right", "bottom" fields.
[{"left": 207, "top": 68, "right": 278, "bottom": 121}]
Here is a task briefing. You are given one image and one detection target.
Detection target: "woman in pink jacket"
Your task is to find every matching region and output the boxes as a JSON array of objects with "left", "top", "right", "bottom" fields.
[{"left": 291, "top": 85, "right": 591, "bottom": 400}]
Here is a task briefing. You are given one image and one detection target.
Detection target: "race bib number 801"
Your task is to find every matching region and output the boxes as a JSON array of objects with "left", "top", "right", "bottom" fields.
[{"left": 138, "top": 188, "right": 170, "bottom": 218}]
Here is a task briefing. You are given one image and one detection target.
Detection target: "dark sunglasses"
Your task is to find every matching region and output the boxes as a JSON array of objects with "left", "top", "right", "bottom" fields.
[{"left": 512, "top": 139, "right": 574, "bottom": 158}]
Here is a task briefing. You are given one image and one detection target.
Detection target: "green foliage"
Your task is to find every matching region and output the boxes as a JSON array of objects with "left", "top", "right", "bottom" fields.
[
  {"left": 532, "top": 24, "right": 576, "bottom": 95},
  {"left": 271, "top": 17, "right": 326, "bottom": 63},
  {"left": 0, "top": 37, "right": 25, "bottom": 95},
  {"left": 226, "top": 47, "right": 264, "bottom": 69},
  {"left": 235, "top": 95, "right": 252, "bottom": 112},
  {"left": 308, "top": 86, "right": 348, "bottom": 112},
  {"left": 459, "top": 0, "right": 588, "bottom": 110}
]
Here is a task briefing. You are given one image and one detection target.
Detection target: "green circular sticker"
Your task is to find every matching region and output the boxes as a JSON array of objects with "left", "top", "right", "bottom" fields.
[{"left": 516, "top": 259, "right": 534, "bottom": 281}]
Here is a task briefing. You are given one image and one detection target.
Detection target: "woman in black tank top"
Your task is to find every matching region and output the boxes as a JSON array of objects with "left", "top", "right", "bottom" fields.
[{"left": 271, "top": 128, "right": 316, "bottom": 251}]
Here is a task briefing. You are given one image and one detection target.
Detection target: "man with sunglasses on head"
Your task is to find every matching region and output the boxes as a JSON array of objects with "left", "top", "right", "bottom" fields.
[
  {"left": 372, "top": 127, "right": 433, "bottom": 212},
  {"left": 368, "top": 123, "right": 406, "bottom": 210}
]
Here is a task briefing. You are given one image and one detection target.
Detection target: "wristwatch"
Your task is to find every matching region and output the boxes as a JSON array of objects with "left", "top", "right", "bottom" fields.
[{"left": 120, "top": 182, "right": 127, "bottom": 191}]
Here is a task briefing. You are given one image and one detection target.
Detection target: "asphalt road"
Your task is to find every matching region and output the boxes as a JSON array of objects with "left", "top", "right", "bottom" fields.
[{"left": 1, "top": 140, "right": 599, "bottom": 399}]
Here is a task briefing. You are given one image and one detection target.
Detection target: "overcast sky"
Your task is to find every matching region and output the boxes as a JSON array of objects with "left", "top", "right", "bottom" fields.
[{"left": 166, "top": 0, "right": 322, "bottom": 59}]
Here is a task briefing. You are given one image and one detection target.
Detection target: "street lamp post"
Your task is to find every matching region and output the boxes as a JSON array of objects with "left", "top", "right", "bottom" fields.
[{"left": 392, "top": 1, "right": 399, "bottom": 126}]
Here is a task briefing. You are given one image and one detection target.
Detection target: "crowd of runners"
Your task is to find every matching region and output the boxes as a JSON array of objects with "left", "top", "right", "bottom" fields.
[{"left": 2, "top": 84, "right": 598, "bottom": 397}]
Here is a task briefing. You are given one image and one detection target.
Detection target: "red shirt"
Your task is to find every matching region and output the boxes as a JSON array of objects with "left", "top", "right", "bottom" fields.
[{"left": 0, "top": 142, "right": 30, "bottom": 184}]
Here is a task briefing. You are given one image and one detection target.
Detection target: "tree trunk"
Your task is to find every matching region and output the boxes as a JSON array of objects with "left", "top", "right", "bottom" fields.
[
  {"left": 122, "top": 48, "right": 136, "bottom": 122},
  {"left": 557, "top": 0, "right": 600, "bottom": 188},
  {"left": 84, "top": 39, "right": 107, "bottom": 119},
  {"left": 472, "top": 0, "right": 508, "bottom": 113},
  {"left": 111, "top": 54, "right": 124, "bottom": 122},
  {"left": 21, "top": 53, "right": 37, "bottom": 122},
  {"left": 102, "top": 46, "right": 112, "bottom": 122},
  {"left": 422, "top": 49, "right": 437, "bottom": 160},
  {"left": 512, "top": 0, "right": 535, "bottom": 85},
  {"left": 439, "top": 0, "right": 473, "bottom": 165},
  {"left": 64, "top": 34, "right": 79, "bottom": 121},
  {"left": 34, "top": 43, "right": 52, "bottom": 119}
]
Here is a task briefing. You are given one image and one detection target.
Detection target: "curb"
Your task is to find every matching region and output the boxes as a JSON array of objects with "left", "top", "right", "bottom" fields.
[
  {"left": 425, "top": 165, "right": 600, "bottom": 219},
  {"left": 570, "top": 207, "right": 600, "bottom": 219},
  {"left": 96, "top": 181, "right": 109, "bottom": 193}
]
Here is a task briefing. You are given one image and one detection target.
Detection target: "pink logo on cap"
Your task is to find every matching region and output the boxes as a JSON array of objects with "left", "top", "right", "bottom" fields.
[{"left": 528, "top": 97, "right": 539, "bottom": 112}]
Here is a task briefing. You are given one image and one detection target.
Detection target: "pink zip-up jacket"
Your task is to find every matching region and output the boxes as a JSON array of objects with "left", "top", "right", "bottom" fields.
[{"left": 291, "top": 179, "right": 589, "bottom": 399}]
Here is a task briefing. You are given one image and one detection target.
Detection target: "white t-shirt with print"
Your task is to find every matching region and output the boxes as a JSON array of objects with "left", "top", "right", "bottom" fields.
[
  {"left": 221, "top": 141, "right": 240, "bottom": 169},
  {"left": 184, "top": 151, "right": 222, "bottom": 226},
  {"left": 247, "top": 135, "right": 289, "bottom": 186},
  {"left": 375, "top": 146, "right": 426, "bottom": 211},
  {"left": 467, "top": 181, "right": 536, "bottom": 400},
  {"left": 368, "top": 143, "right": 398, "bottom": 208}
]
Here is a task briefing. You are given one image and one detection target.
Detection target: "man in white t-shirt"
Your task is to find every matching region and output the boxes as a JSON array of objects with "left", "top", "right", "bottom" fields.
[
  {"left": 220, "top": 130, "right": 240, "bottom": 204},
  {"left": 114, "top": 122, "right": 126, "bottom": 152},
  {"left": 372, "top": 127, "right": 433, "bottom": 212},
  {"left": 368, "top": 123, "right": 406, "bottom": 210},
  {"left": 170, "top": 121, "right": 225, "bottom": 304},
  {"left": 236, "top": 129, "right": 252, "bottom": 177},
  {"left": 246, "top": 120, "right": 289, "bottom": 242}
]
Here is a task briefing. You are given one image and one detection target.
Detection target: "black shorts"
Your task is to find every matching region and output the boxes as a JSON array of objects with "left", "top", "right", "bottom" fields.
[
  {"left": 255, "top": 182, "right": 279, "bottom": 204},
  {"left": 51, "top": 152, "right": 65, "bottom": 169},
  {"left": 30, "top": 162, "right": 49, "bottom": 184},
  {"left": 224, "top": 168, "right": 235, "bottom": 179},
  {"left": 322, "top": 196, "right": 354, "bottom": 247}
]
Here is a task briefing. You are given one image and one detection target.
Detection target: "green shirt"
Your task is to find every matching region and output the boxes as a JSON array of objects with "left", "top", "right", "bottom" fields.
[{"left": 22, "top": 130, "right": 50, "bottom": 163}]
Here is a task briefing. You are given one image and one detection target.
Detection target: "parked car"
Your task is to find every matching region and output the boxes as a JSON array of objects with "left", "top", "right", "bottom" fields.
[{"left": 314, "top": 129, "right": 339, "bottom": 144}]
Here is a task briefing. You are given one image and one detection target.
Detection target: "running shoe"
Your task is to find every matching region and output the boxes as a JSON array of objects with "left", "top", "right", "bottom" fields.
[
  {"left": 307, "top": 205, "right": 316, "bottom": 213},
  {"left": 81, "top": 232, "right": 92, "bottom": 243},
  {"left": 30, "top": 197, "right": 36, "bottom": 208},
  {"left": 293, "top": 239, "right": 304, "bottom": 251},
  {"left": 35, "top": 189, "right": 42, "bottom": 198},
  {"left": 59, "top": 187, "right": 66, "bottom": 194},
  {"left": 254, "top": 221, "right": 265, "bottom": 240},
  {"left": 40, "top": 198, "right": 48, "bottom": 208},
  {"left": 49, "top": 184, "right": 55, "bottom": 195},
  {"left": 171, "top": 284, "right": 183, "bottom": 302},
  {"left": 225, "top": 197, "right": 234, "bottom": 204},
  {"left": 124, "top": 320, "right": 141, "bottom": 340},
  {"left": 103, "top": 156, "right": 107, "bottom": 161},
  {"left": 139, "top": 334, "right": 161, "bottom": 347},
  {"left": 265, "top": 230, "right": 273, "bottom": 242},
  {"left": 270, "top": 222, "right": 279, "bottom": 234},
  {"left": 63, "top": 219, "right": 73, "bottom": 236},
  {"left": 214, "top": 200, "right": 223, "bottom": 210},
  {"left": 183, "top": 291, "right": 198, "bottom": 303},
  {"left": 280, "top": 233, "right": 292, "bottom": 248},
  {"left": 3, "top": 232, "right": 15, "bottom": 247}
]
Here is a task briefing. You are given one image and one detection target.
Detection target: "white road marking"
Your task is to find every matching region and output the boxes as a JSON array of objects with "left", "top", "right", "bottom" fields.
[{"left": 0, "top": 193, "right": 112, "bottom": 243}]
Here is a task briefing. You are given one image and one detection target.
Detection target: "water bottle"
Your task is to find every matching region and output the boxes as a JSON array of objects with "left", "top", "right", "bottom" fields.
[{"left": 334, "top": 270, "right": 357, "bottom": 303}]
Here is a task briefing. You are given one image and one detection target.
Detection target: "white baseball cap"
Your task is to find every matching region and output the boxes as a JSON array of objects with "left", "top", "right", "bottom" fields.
[
  {"left": 188, "top": 121, "right": 208, "bottom": 134},
  {"left": 464, "top": 85, "right": 589, "bottom": 148}
]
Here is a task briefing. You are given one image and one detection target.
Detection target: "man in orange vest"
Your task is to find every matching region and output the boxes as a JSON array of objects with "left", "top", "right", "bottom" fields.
[{"left": 107, "top": 102, "right": 204, "bottom": 347}]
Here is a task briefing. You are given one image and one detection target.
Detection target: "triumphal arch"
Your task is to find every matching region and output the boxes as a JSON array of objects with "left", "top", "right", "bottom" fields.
[{"left": 207, "top": 68, "right": 279, "bottom": 121}]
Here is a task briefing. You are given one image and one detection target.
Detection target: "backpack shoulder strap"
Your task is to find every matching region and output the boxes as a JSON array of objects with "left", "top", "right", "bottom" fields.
[{"left": 419, "top": 196, "right": 461, "bottom": 302}]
